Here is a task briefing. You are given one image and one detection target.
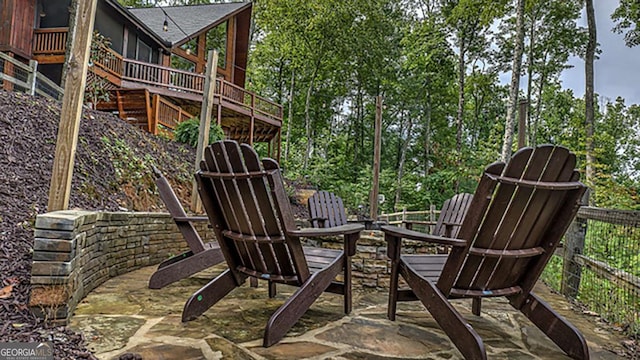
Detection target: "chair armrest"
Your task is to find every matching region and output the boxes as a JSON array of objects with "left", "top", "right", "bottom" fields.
[
  {"left": 173, "top": 216, "right": 209, "bottom": 222},
  {"left": 288, "top": 223, "right": 364, "bottom": 237},
  {"left": 381, "top": 225, "right": 466, "bottom": 247}
]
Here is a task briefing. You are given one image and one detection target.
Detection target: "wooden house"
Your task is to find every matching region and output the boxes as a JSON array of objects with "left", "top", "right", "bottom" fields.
[{"left": 0, "top": 0, "right": 282, "bottom": 158}]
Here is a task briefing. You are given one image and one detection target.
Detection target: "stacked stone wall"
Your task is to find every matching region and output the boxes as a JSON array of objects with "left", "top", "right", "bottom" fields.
[
  {"left": 31, "top": 211, "right": 428, "bottom": 324},
  {"left": 30, "top": 210, "right": 213, "bottom": 323}
]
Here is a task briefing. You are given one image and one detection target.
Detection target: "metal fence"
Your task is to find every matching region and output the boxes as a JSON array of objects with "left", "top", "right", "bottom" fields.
[
  {"left": 542, "top": 207, "right": 640, "bottom": 337},
  {"left": 0, "top": 52, "right": 64, "bottom": 101}
]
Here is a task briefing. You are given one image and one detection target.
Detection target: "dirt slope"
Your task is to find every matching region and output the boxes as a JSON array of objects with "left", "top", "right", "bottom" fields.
[{"left": 0, "top": 90, "right": 196, "bottom": 358}]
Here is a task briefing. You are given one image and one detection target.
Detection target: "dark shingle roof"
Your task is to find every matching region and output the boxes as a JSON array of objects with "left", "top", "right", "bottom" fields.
[{"left": 129, "top": 2, "right": 251, "bottom": 46}]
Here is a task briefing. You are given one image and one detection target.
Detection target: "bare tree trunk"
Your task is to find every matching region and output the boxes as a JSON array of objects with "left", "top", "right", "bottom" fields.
[
  {"left": 302, "top": 65, "right": 319, "bottom": 171},
  {"left": 585, "top": 0, "right": 596, "bottom": 203},
  {"left": 394, "top": 111, "right": 413, "bottom": 212},
  {"left": 526, "top": 11, "right": 537, "bottom": 143},
  {"left": 455, "top": 35, "right": 465, "bottom": 163},
  {"left": 425, "top": 88, "right": 432, "bottom": 175},
  {"left": 501, "top": 0, "right": 526, "bottom": 162},
  {"left": 532, "top": 51, "right": 549, "bottom": 146},
  {"left": 284, "top": 69, "right": 294, "bottom": 162}
]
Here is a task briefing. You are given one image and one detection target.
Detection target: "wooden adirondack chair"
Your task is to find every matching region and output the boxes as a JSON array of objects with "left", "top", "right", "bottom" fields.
[
  {"left": 382, "top": 145, "right": 589, "bottom": 360},
  {"left": 182, "top": 140, "right": 363, "bottom": 347},
  {"left": 148, "top": 166, "right": 225, "bottom": 289},
  {"left": 403, "top": 193, "right": 473, "bottom": 238},
  {"left": 308, "top": 191, "right": 349, "bottom": 228}
]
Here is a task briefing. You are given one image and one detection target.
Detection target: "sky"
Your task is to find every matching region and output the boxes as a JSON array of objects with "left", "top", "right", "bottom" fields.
[{"left": 560, "top": 1, "right": 640, "bottom": 105}]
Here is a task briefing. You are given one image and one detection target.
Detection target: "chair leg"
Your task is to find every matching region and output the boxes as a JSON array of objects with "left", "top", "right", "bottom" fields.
[
  {"left": 387, "top": 259, "right": 400, "bottom": 321},
  {"left": 344, "top": 252, "right": 352, "bottom": 314},
  {"left": 182, "top": 269, "right": 241, "bottom": 322},
  {"left": 515, "top": 293, "right": 589, "bottom": 359},
  {"left": 472, "top": 297, "right": 482, "bottom": 316},
  {"left": 402, "top": 264, "right": 487, "bottom": 360},
  {"left": 268, "top": 281, "right": 277, "bottom": 298},
  {"left": 263, "top": 256, "right": 343, "bottom": 347},
  {"left": 149, "top": 248, "right": 224, "bottom": 289},
  {"left": 250, "top": 277, "right": 259, "bottom": 288}
]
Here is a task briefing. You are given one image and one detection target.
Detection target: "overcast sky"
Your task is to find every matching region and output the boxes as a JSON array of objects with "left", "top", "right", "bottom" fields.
[{"left": 560, "top": 1, "right": 640, "bottom": 105}]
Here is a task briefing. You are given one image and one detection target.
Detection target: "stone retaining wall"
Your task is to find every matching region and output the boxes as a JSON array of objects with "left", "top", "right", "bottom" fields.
[{"left": 30, "top": 211, "right": 430, "bottom": 324}]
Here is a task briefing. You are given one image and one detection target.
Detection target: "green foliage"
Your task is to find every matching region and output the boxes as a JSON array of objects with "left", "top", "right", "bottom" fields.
[
  {"left": 174, "top": 118, "right": 225, "bottom": 148},
  {"left": 612, "top": 0, "right": 640, "bottom": 47},
  {"left": 85, "top": 31, "right": 112, "bottom": 108}
]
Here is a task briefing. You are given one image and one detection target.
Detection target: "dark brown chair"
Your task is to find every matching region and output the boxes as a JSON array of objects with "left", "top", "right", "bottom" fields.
[
  {"left": 383, "top": 145, "right": 589, "bottom": 359},
  {"left": 182, "top": 141, "right": 363, "bottom": 347},
  {"left": 148, "top": 166, "right": 224, "bottom": 289},
  {"left": 403, "top": 193, "right": 473, "bottom": 238},
  {"left": 308, "top": 190, "right": 349, "bottom": 228}
]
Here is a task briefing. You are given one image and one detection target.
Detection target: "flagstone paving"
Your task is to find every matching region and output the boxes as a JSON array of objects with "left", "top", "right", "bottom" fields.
[{"left": 69, "top": 265, "right": 630, "bottom": 359}]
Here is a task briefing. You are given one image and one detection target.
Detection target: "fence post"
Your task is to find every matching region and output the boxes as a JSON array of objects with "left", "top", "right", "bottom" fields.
[
  {"left": 27, "top": 60, "right": 38, "bottom": 96},
  {"left": 430, "top": 204, "right": 436, "bottom": 234},
  {"left": 561, "top": 190, "right": 590, "bottom": 298}
]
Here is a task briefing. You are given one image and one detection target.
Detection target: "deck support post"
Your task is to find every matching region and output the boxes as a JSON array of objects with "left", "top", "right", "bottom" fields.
[
  {"left": 192, "top": 50, "right": 218, "bottom": 213},
  {"left": 47, "top": 0, "right": 98, "bottom": 211}
]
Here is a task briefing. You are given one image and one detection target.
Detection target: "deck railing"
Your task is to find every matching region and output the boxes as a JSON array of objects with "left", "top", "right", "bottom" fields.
[
  {"left": 30, "top": 28, "right": 282, "bottom": 122},
  {"left": 123, "top": 59, "right": 204, "bottom": 95},
  {"left": 32, "top": 28, "right": 68, "bottom": 55},
  {"left": 92, "top": 45, "right": 124, "bottom": 80},
  {"left": 152, "top": 94, "right": 193, "bottom": 134}
]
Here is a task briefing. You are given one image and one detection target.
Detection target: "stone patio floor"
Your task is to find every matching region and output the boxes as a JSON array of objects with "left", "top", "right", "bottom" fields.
[{"left": 69, "top": 264, "right": 631, "bottom": 359}]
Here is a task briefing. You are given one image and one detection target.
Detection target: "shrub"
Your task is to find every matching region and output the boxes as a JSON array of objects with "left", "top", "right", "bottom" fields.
[{"left": 174, "top": 117, "right": 225, "bottom": 147}]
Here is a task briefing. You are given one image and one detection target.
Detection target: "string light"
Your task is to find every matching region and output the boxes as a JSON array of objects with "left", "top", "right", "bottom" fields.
[{"left": 163, "top": 16, "right": 168, "bottom": 32}]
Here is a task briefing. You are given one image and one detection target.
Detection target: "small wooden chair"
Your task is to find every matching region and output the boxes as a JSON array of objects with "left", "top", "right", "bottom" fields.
[
  {"left": 383, "top": 145, "right": 589, "bottom": 359},
  {"left": 182, "top": 141, "right": 364, "bottom": 347},
  {"left": 148, "top": 166, "right": 224, "bottom": 289},
  {"left": 308, "top": 191, "right": 349, "bottom": 228},
  {"left": 403, "top": 193, "right": 473, "bottom": 238}
]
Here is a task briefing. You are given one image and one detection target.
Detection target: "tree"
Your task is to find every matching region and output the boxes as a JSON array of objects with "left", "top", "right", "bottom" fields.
[
  {"left": 585, "top": 0, "right": 596, "bottom": 199},
  {"left": 612, "top": 0, "right": 640, "bottom": 47},
  {"left": 500, "top": 0, "right": 526, "bottom": 161}
]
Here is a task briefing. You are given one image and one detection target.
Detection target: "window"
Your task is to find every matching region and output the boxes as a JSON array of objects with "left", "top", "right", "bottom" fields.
[
  {"left": 136, "top": 39, "right": 152, "bottom": 63},
  {"left": 205, "top": 21, "right": 227, "bottom": 69}
]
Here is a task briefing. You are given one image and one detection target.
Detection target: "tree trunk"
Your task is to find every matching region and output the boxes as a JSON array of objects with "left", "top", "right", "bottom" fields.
[
  {"left": 532, "top": 50, "right": 549, "bottom": 146},
  {"left": 455, "top": 34, "right": 465, "bottom": 164},
  {"left": 425, "top": 88, "right": 432, "bottom": 176},
  {"left": 302, "top": 64, "right": 319, "bottom": 171},
  {"left": 394, "top": 111, "right": 413, "bottom": 212},
  {"left": 585, "top": 0, "right": 596, "bottom": 203},
  {"left": 284, "top": 69, "right": 295, "bottom": 163},
  {"left": 500, "top": 0, "right": 526, "bottom": 162},
  {"left": 526, "top": 11, "right": 537, "bottom": 143}
]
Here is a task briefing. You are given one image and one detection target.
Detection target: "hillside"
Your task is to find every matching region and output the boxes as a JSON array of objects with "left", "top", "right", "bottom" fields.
[{"left": 0, "top": 90, "right": 198, "bottom": 358}]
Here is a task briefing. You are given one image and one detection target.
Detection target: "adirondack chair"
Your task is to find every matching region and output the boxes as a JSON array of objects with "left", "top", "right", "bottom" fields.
[
  {"left": 382, "top": 145, "right": 589, "bottom": 360},
  {"left": 308, "top": 191, "right": 349, "bottom": 228},
  {"left": 182, "top": 140, "right": 364, "bottom": 347},
  {"left": 403, "top": 193, "right": 473, "bottom": 239},
  {"left": 148, "top": 166, "right": 224, "bottom": 289}
]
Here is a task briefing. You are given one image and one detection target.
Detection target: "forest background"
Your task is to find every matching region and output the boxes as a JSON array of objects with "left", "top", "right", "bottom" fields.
[{"left": 120, "top": 0, "right": 640, "bottom": 215}]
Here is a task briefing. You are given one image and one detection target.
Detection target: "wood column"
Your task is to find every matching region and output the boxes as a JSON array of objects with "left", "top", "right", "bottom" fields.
[
  {"left": 47, "top": 0, "right": 98, "bottom": 211},
  {"left": 191, "top": 50, "right": 218, "bottom": 213}
]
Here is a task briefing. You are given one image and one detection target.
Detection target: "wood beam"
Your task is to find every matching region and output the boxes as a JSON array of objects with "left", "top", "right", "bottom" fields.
[
  {"left": 47, "top": 0, "right": 98, "bottom": 211},
  {"left": 191, "top": 50, "right": 218, "bottom": 213}
]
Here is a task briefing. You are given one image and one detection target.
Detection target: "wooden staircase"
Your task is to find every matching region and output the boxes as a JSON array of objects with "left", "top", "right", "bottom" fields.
[{"left": 96, "top": 89, "right": 193, "bottom": 135}]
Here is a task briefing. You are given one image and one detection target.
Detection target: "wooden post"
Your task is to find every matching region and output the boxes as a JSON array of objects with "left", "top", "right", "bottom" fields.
[
  {"left": 191, "top": 50, "right": 218, "bottom": 213},
  {"left": 27, "top": 60, "right": 38, "bottom": 95},
  {"left": 561, "top": 190, "right": 590, "bottom": 298},
  {"left": 47, "top": 0, "right": 98, "bottom": 211},
  {"left": 369, "top": 95, "right": 382, "bottom": 220},
  {"left": 518, "top": 99, "right": 528, "bottom": 149},
  {"left": 430, "top": 204, "right": 436, "bottom": 234}
]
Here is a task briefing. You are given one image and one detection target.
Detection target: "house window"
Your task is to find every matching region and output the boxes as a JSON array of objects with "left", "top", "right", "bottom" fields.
[
  {"left": 206, "top": 21, "right": 227, "bottom": 69},
  {"left": 136, "top": 39, "right": 152, "bottom": 63}
]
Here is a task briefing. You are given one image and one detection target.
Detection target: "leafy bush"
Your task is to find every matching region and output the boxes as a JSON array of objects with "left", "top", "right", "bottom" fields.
[{"left": 174, "top": 117, "right": 225, "bottom": 147}]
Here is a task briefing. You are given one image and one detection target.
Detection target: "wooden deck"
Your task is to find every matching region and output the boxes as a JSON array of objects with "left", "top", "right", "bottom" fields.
[{"left": 32, "top": 28, "right": 283, "bottom": 153}]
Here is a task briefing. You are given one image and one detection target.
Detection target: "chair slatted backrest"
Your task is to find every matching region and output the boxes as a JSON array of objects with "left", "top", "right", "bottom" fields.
[
  {"left": 432, "top": 193, "right": 473, "bottom": 238},
  {"left": 437, "top": 145, "right": 586, "bottom": 301},
  {"left": 196, "top": 141, "right": 310, "bottom": 285},
  {"left": 308, "top": 191, "right": 348, "bottom": 228}
]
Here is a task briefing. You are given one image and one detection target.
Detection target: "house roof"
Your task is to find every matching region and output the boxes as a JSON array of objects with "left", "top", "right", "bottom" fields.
[
  {"left": 104, "top": 0, "right": 169, "bottom": 50},
  {"left": 129, "top": 2, "right": 252, "bottom": 47}
]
